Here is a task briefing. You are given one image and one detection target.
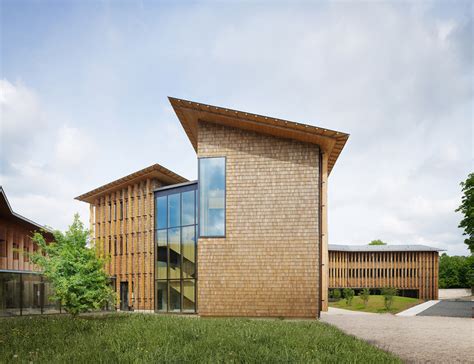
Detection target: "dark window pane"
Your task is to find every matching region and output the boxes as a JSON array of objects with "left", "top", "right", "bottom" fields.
[
  {"left": 168, "top": 228, "right": 181, "bottom": 279},
  {"left": 169, "top": 281, "right": 181, "bottom": 312},
  {"left": 156, "top": 196, "right": 167, "bottom": 229},
  {"left": 43, "top": 280, "right": 60, "bottom": 314},
  {"left": 168, "top": 194, "right": 180, "bottom": 228},
  {"left": 182, "top": 280, "right": 195, "bottom": 312},
  {"left": 182, "top": 226, "right": 195, "bottom": 279},
  {"left": 199, "top": 157, "right": 225, "bottom": 236},
  {"left": 156, "top": 246, "right": 168, "bottom": 279},
  {"left": 182, "top": 190, "right": 195, "bottom": 226},
  {"left": 22, "top": 274, "right": 42, "bottom": 315},
  {"left": 0, "top": 273, "right": 21, "bottom": 316},
  {"left": 156, "top": 281, "right": 167, "bottom": 312}
]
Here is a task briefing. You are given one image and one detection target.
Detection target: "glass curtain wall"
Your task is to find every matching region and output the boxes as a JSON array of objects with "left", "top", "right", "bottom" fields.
[
  {"left": 155, "top": 183, "right": 197, "bottom": 313},
  {"left": 0, "top": 272, "right": 61, "bottom": 316}
]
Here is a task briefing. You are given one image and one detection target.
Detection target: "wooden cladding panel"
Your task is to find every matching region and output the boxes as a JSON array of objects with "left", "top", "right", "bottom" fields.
[
  {"left": 328, "top": 250, "right": 440, "bottom": 300},
  {"left": 197, "top": 121, "right": 320, "bottom": 318},
  {"left": 92, "top": 178, "right": 161, "bottom": 311},
  {"left": 0, "top": 219, "right": 43, "bottom": 272}
]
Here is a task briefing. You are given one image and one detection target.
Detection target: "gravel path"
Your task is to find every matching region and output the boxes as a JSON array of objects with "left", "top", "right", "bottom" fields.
[{"left": 321, "top": 309, "right": 474, "bottom": 363}]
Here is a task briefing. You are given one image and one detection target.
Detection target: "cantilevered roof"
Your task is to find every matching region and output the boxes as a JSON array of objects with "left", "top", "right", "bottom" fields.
[
  {"left": 169, "top": 97, "right": 349, "bottom": 175},
  {"left": 0, "top": 186, "right": 53, "bottom": 233},
  {"left": 328, "top": 244, "right": 445, "bottom": 252},
  {"left": 75, "top": 163, "right": 188, "bottom": 204}
]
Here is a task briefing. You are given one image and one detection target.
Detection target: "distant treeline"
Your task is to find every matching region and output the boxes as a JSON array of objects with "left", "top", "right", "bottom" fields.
[{"left": 439, "top": 253, "right": 474, "bottom": 289}]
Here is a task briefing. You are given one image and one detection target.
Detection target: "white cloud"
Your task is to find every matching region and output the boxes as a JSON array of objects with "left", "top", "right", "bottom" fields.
[{"left": 1, "top": 1, "right": 471, "bottom": 256}]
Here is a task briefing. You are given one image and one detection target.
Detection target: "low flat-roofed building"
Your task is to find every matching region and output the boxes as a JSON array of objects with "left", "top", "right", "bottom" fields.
[{"left": 328, "top": 244, "right": 443, "bottom": 300}]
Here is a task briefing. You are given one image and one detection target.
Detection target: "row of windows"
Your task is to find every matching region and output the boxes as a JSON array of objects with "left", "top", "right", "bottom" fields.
[
  {"left": 95, "top": 194, "right": 151, "bottom": 223},
  {"left": 330, "top": 252, "right": 424, "bottom": 264},
  {"left": 0, "top": 239, "right": 39, "bottom": 260},
  {"left": 329, "top": 268, "right": 431, "bottom": 279}
]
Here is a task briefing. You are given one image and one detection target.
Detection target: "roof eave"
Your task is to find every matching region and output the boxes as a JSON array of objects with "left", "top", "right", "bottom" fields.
[{"left": 169, "top": 97, "right": 349, "bottom": 175}]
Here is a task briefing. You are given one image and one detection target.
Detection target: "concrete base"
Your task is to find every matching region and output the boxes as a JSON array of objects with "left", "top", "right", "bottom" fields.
[{"left": 396, "top": 300, "right": 439, "bottom": 317}]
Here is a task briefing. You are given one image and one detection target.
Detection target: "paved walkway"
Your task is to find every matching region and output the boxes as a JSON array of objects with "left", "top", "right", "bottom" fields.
[
  {"left": 417, "top": 300, "right": 473, "bottom": 318},
  {"left": 322, "top": 308, "right": 474, "bottom": 363}
]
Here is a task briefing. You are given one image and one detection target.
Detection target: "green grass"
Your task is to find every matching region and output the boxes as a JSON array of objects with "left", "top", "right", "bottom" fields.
[
  {"left": 0, "top": 314, "right": 400, "bottom": 363},
  {"left": 329, "top": 295, "right": 421, "bottom": 314}
]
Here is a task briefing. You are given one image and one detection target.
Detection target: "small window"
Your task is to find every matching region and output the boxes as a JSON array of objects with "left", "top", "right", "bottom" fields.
[
  {"left": 0, "top": 238, "right": 6, "bottom": 257},
  {"left": 13, "top": 242, "right": 19, "bottom": 260},
  {"left": 199, "top": 157, "right": 226, "bottom": 237}
]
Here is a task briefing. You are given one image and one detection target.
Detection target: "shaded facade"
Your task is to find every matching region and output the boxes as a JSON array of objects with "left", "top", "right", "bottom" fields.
[
  {"left": 0, "top": 187, "right": 57, "bottom": 316},
  {"left": 77, "top": 97, "right": 350, "bottom": 317},
  {"left": 328, "top": 245, "right": 441, "bottom": 300}
]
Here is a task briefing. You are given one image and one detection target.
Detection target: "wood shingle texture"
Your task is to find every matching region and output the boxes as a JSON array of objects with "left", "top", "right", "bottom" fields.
[{"left": 197, "top": 122, "right": 320, "bottom": 317}]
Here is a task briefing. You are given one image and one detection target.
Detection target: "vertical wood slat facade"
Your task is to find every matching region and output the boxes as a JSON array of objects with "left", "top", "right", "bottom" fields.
[
  {"left": 328, "top": 248, "right": 440, "bottom": 300},
  {"left": 76, "top": 164, "right": 188, "bottom": 312},
  {"left": 91, "top": 178, "right": 161, "bottom": 311}
]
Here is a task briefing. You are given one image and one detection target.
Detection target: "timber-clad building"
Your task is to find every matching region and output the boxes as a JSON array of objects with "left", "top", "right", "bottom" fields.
[
  {"left": 0, "top": 187, "right": 57, "bottom": 316},
  {"left": 328, "top": 245, "right": 442, "bottom": 300},
  {"left": 76, "top": 97, "right": 350, "bottom": 317}
]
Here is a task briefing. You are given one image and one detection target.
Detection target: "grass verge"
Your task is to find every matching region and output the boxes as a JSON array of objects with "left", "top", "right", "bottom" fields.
[
  {"left": 0, "top": 314, "right": 400, "bottom": 363},
  {"left": 329, "top": 295, "right": 421, "bottom": 314}
]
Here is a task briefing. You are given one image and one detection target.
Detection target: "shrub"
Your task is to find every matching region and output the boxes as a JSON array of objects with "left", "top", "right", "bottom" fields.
[
  {"left": 359, "top": 288, "right": 370, "bottom": 307},
  {"left": 343, "top": 288, "right": 355, "bottom": 305},
  {"left": 333, "top": 289, "right": 341, "bottom": 300},
  {"left": 381, "top": 287, "right": 398, "bottom": 310}
]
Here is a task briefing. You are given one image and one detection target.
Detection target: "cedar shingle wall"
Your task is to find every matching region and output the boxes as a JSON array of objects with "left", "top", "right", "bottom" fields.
[{"left": 197, "top": 121, "right": 320, "bottom": 317}]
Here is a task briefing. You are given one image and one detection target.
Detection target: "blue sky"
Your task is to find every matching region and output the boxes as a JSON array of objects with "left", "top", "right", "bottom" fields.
[{"left": 1, "top": 0, "right": 472, "bottom": 255}]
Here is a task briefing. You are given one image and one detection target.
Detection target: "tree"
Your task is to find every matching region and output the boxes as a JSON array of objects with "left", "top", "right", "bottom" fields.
[
  {"left": 359, "top": 288, "right": 370, "bottom": 307},
  {"left": 343, "top": 288, "right": 355, "bottom": 305},
  {"left": 456, "top": 173, "right": 474, "bottom": 253},
  {"left": 381, "top": 287, "right": 397, "bottom": 310},
  {"left": 30, "top": 214, "right": 114, "bottom": 317},
  {"left": 439, "top": 253, "right": 474, "bottom": 289},
  {"left": 369, "top": 240, "right": 386, "bottom": 246}
]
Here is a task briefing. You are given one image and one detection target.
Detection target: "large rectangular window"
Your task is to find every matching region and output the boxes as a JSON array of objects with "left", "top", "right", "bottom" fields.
[
  {"left": 199, "top": 157, "right": 226, "bottom": 237},
  {"left": 154, "top": 182, "right": 197, "bottom": 314}
]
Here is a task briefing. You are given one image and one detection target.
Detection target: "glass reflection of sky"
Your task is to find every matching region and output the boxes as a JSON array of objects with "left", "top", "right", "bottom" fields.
[{"left": 200, "top": 157, "right": 225, "bottom": 237}]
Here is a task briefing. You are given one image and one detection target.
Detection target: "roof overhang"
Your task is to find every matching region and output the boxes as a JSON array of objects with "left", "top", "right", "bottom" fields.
[
  {"left": 75, "top": 164, "right": 188, "bottom": 204},
  {"left": 169, "top": 97, "right": 349, "bottom": 175},
  {"left": 0, "top": 186, "right": 53, "bottom": 234}
]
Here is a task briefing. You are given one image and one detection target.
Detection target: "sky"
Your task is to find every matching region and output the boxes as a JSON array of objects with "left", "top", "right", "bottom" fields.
[{"left": 0, "top": 0, "right": 472, "bottom": 256}]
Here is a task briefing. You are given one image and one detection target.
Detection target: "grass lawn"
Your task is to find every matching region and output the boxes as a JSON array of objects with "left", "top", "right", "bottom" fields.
[
  {"left": 329, "top": 295, "right": 421, "bottom": 314},
  {"left": 0, "top": 314, "right": 400, "bottom": 363}
]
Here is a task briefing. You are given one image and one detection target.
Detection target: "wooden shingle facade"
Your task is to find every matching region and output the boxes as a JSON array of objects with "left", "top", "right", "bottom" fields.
[
  {"left": 328, "top": 245, "right": 441, "bottom": 300},
  {"left": 77, "top": 97, "right": 350, "bottom": 317}
]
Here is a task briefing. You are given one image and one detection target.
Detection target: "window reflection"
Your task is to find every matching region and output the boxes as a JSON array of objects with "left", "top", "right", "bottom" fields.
[
  {"left": 199, "top": 158, "right": 225, "bottom": 237},
  {"left": 168, "top": 194, "right": 180, "bottom": 228},
  {"left": 155, "top": 183, "right": 197, "bottom": 313}
]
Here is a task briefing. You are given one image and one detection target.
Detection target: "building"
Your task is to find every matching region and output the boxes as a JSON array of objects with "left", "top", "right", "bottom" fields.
[
  {"left": 328, "top": 244, "right": 442, "bottom": 300},
  {"left": 76, "top": 97, "right": 350, "bottom": 317},
  {"left": 0, "top": 187, "right": 57, "bottom": 316}
]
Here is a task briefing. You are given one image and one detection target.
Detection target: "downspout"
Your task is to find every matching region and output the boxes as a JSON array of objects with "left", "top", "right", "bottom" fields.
[{"left": 318, "top": 149, "right": 323, "bottom": 318}]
